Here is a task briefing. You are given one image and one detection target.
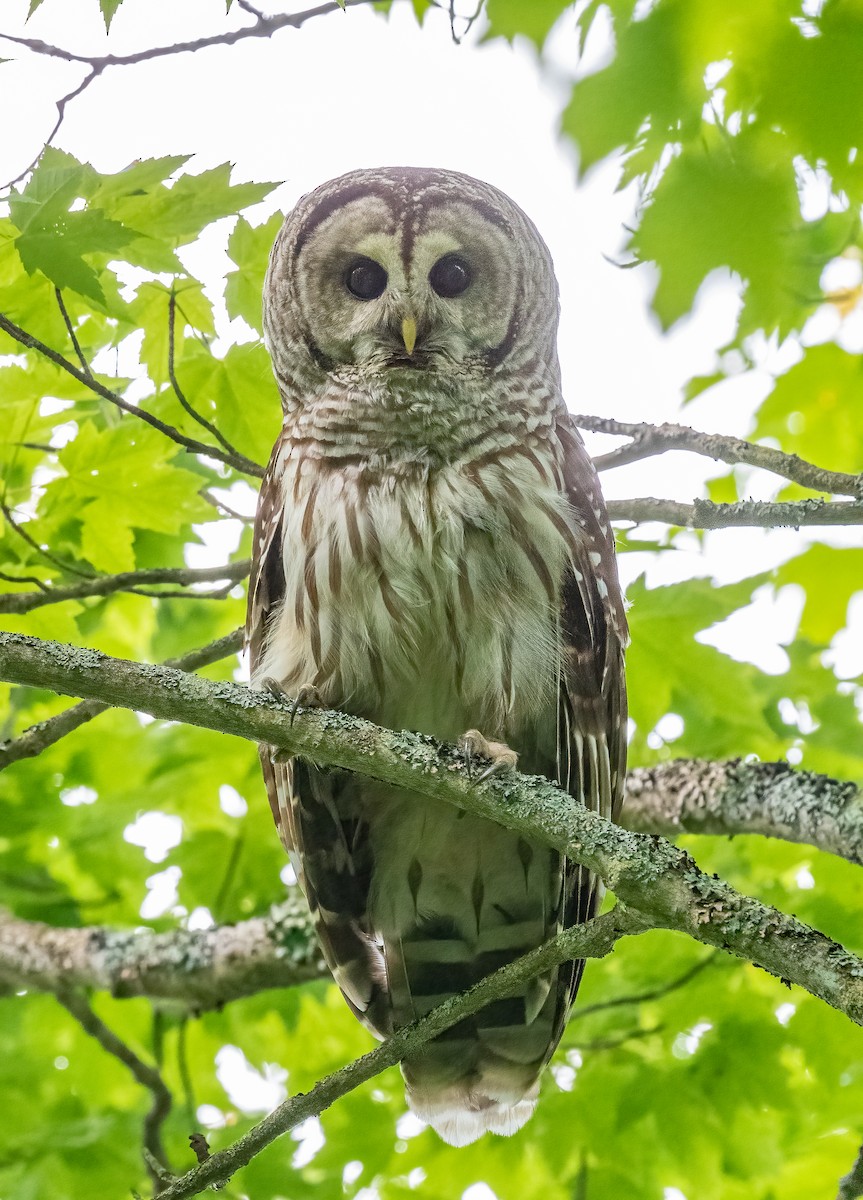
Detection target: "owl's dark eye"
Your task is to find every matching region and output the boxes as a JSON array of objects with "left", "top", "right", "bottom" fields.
[
  {"left": 429, "top": 254, "right": 472, "bottom": 298},
  {"left": 345, "top": 257, "right": 388, "bottom": 300}
]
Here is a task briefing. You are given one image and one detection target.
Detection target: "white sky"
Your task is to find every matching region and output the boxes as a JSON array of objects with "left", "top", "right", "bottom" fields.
[{"left": 1, "top": 0, "right": 860, "bottom": 675}]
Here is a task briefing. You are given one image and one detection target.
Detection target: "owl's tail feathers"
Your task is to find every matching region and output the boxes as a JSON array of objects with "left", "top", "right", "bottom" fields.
[
  {"left": 402, "top": 1033, "right": 547, "bottom": 1146},
  {"left": 406, "top": 1079, "right": 540, "bottom": 1147}
]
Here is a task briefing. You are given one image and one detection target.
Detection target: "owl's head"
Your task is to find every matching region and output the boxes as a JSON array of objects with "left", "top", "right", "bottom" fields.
[{"left": 264, "top": 167, "right": 559, "bottom": 385}]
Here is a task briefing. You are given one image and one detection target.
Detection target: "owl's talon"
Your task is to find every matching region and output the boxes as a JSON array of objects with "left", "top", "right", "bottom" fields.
[
  {"left": 458, "top": 729, "right": 518, "bottom": 785},
  {"left": 260, "top": 675, "right": 287, "bottom": 699},
  {"left": 289, "top": 683, "right": 324, "bottom": 727}
]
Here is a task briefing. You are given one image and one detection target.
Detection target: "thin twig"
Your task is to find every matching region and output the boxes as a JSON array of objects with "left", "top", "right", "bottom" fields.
[
  {"left": 0, "top": 311, "right": 265, "bottom": 477},
  {"left": 605, "top": 496, "right": 863, "bottom": 528},
  {"left": 0, "top": 497, "right": 95, "bottom": 578},
  {"left": 167, "top": 288, "right": 241, "bottom": 456},
  {"left": 201, "top": 489, "right": 254, "bottom": 523},
  {"left": 0, "top": 627, "right": 244, "bottom": 771},
  {"left": 177, "top": 1021, "right": 197, "bottom": 1126},
  {"left": 571, "top": 951, "right": 719, "bottom": 1022},
  {"left": 0, "top": 560, "right": 250, "bottom": 614},
  {"left": 575, "top": 414, "right": 862, "bottom": 499},
  {"left": 0, "top": 0, "right": 382, "bottom": 68},
  {"left": 0, "top": 569, "right": 50, "bottom": 590},
  {"left": 126, "top": 583, "right": 237, "bottom": 601},
  {"left": 212, "top": 833, "right": 246, "bottom": 923},
  {"left": 54, "top": 288, "right": 92, "bottom": 378},
  {"left": 3, "top": 65, "right": 101, "bottom": 190},
  {"left": 0, "top": 0, "right": 382, "bottom": 189},
  {"left": 57, "top": 991, "right": 173, "bottom": 1184},
  {"left": 567, "top": 1024, "right": 662, "bottom": 1052}
]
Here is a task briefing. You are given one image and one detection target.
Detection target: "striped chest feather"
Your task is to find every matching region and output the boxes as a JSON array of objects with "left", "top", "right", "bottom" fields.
[{"left": 255, "top": 444, "right": 577, "bottom": 743}]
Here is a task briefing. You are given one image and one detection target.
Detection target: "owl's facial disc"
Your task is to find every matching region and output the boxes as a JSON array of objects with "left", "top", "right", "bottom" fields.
[{"left": 292, "top": 194, "right": 521, "bottom": 373}]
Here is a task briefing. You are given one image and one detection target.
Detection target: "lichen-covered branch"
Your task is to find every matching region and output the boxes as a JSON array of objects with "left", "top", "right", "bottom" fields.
[
  {"left": 0, "top": 561, "right": 250, "bottom": 615},
  {"left": 605, "top": 496, "right": 863, "bottom": 528},
  {"left": 0, "top": 895, "right": 322, "bottom": 1008},
  {"left": 0, "top": 628, "right": 244, "bottom": 771},
  {"left": 624, "top": 759, "right": 863, "bottom": 866},
  {"left": 576, "top": 414, "right": 862, "bottom": 498},
  {"left": 838, "top": 1143, "right": 863, "bottom": 1200},
  {"left": 153, "top": 908, "right": 632, "bottom": 1200},
  {"left": 1, "top": 632, "right": 862, "bottom": 1028}
]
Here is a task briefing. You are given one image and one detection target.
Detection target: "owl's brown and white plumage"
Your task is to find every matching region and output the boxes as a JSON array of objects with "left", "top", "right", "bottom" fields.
[{"left": 247, "top": 167, "right": 627, "bottom": 1146}]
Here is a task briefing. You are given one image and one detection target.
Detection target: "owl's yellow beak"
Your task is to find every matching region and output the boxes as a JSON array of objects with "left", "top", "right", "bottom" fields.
[{"left": 401, "top": 316, "right": 418, "bottom": 356}]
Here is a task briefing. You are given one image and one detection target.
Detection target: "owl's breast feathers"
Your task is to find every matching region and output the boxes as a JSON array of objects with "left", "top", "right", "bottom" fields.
[{"left": 247, "top": 404, "right": 626, "bottom": 1145}]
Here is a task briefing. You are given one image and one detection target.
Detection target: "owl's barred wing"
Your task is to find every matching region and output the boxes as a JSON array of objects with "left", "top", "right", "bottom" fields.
[
  {"left": 557, "top": 416, "right": 628, "bottom": 822},
  {"left": 246, "top": 440, "right": 392, "bottom": 1030},
  {"left": 246, "top": 446, "right": 293, "bottom": 846},
  {"left": 554, "top": 416, "right": 628, "bottom": 1012}
]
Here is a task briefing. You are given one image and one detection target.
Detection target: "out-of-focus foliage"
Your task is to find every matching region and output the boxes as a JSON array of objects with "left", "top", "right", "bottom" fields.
[{"left": 0, "top": 2, "right": 861, "bottom": 1199}]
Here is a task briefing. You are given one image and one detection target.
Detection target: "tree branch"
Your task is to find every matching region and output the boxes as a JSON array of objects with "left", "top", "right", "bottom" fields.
[
  {"left": 0, "top": 2, "right": 386, "bottom": 188},
  {"left": 624, "top": 759, "right": 863, "bottom": 867},
  {"left": 3, "top": 65, "right": 101, "bottom": 190},
  {"left": 0, "top": 0, "right": 382, "bottom": 69},
  {"left": 1, "top": 633, "right": 861, "bottom": 1028},
  {"left": 0, "top": 894, "right": 322, "bottom": 1009},
  {"left": 0, "top": 627, "right": 243, "bottom": 771},
  {"left": 54, "top": 287, "right": 93, "bottom": 378},
  {"left": 838, "top": 1143, "right": 863, "bottom": 1200},
  {"left": 0, "top": 312, "right": 265, "bottom": 478},
  {"left": 570, "top": 950, "right": 719, "bottom": 1022},
  {"left": 58, "top": 991, "right": 173, "bottom": 1183},
  {"left": 167, "top": 288, "right": 246, "bottom": 461},
  {"left": 152, "top": 908, "right": 632, "bottom": 1200},
  {"left": 576, "top": 414, "right": 862, "bottom": 498},
  {"left": 0, "top": 560, "right": 250, "bottom": 615},
  {"left": 1, "top": 496, "right": 95, "bottom": 579},
  {"left": 605, "top": 496, "right": 863, "bottom": 527}
]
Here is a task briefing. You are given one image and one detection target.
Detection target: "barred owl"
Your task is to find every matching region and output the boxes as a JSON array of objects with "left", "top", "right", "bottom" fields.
[{"left": 247, "top": 167, "right": 627, "bottom": 1146}]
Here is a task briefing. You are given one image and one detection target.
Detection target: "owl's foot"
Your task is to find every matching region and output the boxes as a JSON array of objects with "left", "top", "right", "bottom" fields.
[
  {"left": 260, "top": 677, "right": 324, "bottom": 727},
  {"left": 458, "top": 729, "right": 519, "bottom": 785}
]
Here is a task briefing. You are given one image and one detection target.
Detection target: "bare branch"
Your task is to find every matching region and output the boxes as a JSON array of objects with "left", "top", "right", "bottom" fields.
[
  {"left": 201, "top": 490, "right": 254, "bottom": 523},
  {"left": 606, "top": 496, "right": 863, "bottom": 528},
  {"left": 3, "top": 65, "right": 101, "bottom": 190},
  {"left": 0, "top": 627, "right": 243, "bottom": 770},
  {"left": 0, "top": 0, "right": 383, "bottom": 71},
  {"left": 576, "top": 414, "right": 862, "bottom": 499},
  {"left": 1, "top": 496, "right": 95, "bottom": 578},
  {"left": 54, "top": 287, "right": 93, "bottom": 378},
  {"left": 0, "top": 560, "right": 250, "bottom": 614},
  {"left": 1, "top": 632, "right": 861, "bottom": 1028},
  {"left": 0, "top": 569, "right": 50, "bottom": 589},
  {"left": 567, "top": 1024, "right": 662, "bottom": 1053},
  {"left": 0, "top": 2, "right": 392, "bottom": 191},
  {"left": 152, "top": 908, "right": 631, "bottom": 1200},
  {"left": 125, "top": 584, "right": 237, "bottom": 601},
  {"left": 571, "top": 951, "right": 720, "bottom": 1022},
  {"left": 0, "top": 893, "right": 322, "bottom": 1008},
  {"left": 0, "top": 311, "right": 265, "bottom": 478},
  {"left": 168, "top": 288, "right": 249, "bottom": 462},
  {"left": 58, "top": 991, "right": 173, "bottom": 1183},
  {"left": 838, "top": 1143, "right": 863, "bottom": 1200},
  {"left": 624, "top": 758, "right": 863, "bottom": 867}
]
